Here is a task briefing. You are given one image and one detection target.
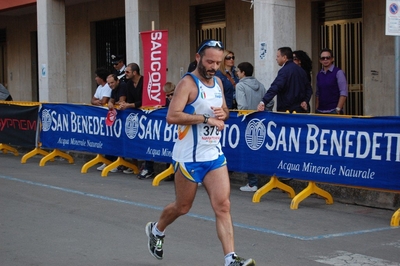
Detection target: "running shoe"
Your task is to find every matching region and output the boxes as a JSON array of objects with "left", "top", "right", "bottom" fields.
[
  {"left": 96, "top": 163, "right": 107, "bottom": 171},
  {"left": 239, "top": 184, "right": 258, "bottom": 192},
  {"left": 228, "top": 254, "right": 256, "bottom": 266},
  {"left": 123, "top": 168, "right": 134, "bottom": 174},
  {"left": 145, "top": 222, "right": 164, "bottom": 260},
  {"left": 138, "top": 169, "right": 154, "bottom": 179}
]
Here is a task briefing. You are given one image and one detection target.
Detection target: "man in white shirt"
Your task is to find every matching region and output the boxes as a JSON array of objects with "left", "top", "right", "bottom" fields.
[{"left": 91, "top": 68, "right": 112, "bottom": 106}]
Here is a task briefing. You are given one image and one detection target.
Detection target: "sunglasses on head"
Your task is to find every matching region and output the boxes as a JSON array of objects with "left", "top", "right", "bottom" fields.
[
  {"left": 197, "top": 40, "right": 224, "bottom": 54},
  {"left": 225, "top": 56, "right": 235, "bottom": 60},
  {"left": 320, "top": 56, "right": 332, "bottom": 61}
]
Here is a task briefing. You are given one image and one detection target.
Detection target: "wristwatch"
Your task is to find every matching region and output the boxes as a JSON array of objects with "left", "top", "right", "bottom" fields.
[
  {"left": 335, "top": 107, "right": 341, "bottom": 112},
  {"left": 203, "top": 114, "right": 210, "bottom": 124}
]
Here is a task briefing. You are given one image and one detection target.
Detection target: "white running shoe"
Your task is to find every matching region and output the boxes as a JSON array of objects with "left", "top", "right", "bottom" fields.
[
  {"left": 239, "top": 184, "right": 258, "bottom": 192},
  {"left": 123, "top": 168, "right": 134, "bottom": 174},
  {"left": 96, "top": 163, "right": 106, "bottom": 171}
]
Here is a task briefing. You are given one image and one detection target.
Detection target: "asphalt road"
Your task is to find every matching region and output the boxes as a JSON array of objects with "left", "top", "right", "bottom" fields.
[{"left": 1, "top": 152, "right": 399, "bottom": 266}]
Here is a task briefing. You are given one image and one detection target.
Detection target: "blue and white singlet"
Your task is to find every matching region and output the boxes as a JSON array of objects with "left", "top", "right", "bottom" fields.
[{"left": 172, "top": 73, "right": 224, "bottom": 163}]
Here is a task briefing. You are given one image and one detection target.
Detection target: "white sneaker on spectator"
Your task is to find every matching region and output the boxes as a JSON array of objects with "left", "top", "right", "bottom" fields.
[
  {"left": 123, "top": 168, "right": 134, "bottom": 174},
  {"left": 110, "top": 167, "right": 118, "bottom": 173},
  {"left": 240, "top": 184, "right": 258, "bottom": 192},
  {"left": 97, "top": 163, "right": 106, "bottom": 171}
]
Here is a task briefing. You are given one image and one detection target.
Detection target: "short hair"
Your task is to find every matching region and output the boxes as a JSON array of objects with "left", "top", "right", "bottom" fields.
[
  {"left": 127, "top": 63, "right": 140, "bottom": 75},
  {"left": 320, "top": 48, "right": 333, "bottom": 57},
  {"left": 278, "top": 47, "right": 293, "bottom": 60},
  {"left": 95, "top": 68, "right": 110, "bottom": 82},
  {"left": 163, "top": 82, "right": 176, "bottom": 93},
  {"left": 237, "top": 62, "right": 253, "bottom": 77},
  {"left": 107, "top": 74, "right": 118, "bottom": 81}
]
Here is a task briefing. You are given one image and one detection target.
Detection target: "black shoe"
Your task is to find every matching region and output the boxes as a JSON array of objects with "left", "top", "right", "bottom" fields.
[{"left": 145, "top": 222, "right": 164, "bottom": 260}]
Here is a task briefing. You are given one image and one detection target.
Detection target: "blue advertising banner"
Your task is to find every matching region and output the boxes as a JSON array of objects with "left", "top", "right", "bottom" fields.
[
  {"left": 39, "top": 103, "right": 400, "bottom": 191},
  {"left": 223, "top": 112, "right": 400, "bottom": 191},
  {"left": 39, "top": 103, "right": 175, "bottom": 162}
]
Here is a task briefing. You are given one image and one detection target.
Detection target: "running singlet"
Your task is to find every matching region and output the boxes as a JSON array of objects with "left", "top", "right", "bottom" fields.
[{"left": 172, "top": 73, "right": 224, "bottom": 163}]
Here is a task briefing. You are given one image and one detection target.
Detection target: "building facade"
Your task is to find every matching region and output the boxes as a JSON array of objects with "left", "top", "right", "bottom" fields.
[{"left": 0, "top": 0, "right": 397, "bottom": 116}]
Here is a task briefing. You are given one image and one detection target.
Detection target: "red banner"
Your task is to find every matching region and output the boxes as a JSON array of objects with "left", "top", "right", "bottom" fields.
[{"left": 140, "top": 30, "right": 168, "bottom": 107}]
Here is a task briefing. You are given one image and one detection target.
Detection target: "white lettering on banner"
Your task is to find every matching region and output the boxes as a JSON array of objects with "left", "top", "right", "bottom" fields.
[
  {"left": 70, "top": 138, "right": 86, "bottom": 146},
  {"left": 146, "top": 147, "right": 161, "bottom": 157},
  {"left": 86, "top": 140, "right": 103, "bottom": 148},
  {"left": 339, "top": 166, "right": 375, "bottom": 179},
  {"left": 164, "top": 123, "right": 178, "bottom": 142},
  {"left": 277, "top": 160, "right": 374, "bottom": 179},
  {"left": 305, "top": 124, "right": 400, "bottom": 162},
  {"left": 51, "top": 112, "right": 69, "bottom": 131},
  {"left": 265, "top": 121, "right": 301, "bottom": 152},
  {"left": 302, "top": 162, "right": 336, "bottom": 175},
  {"left": 49, "top": 110, "right": 122, "bottom": 138},
  {"left": 57, "top": 137, "right": 69, "bottom": 146},
  {"left": 277, "top": 160, "right": 300, "bottom": 173},
  {"left": 146, "top": 32, "right": 163, "bottom": 103},
  {"left": 162, "top": 148, "right": 172, "bottom": 157},
  {"left": 220, "top": 124, "right": 240, "bottom": 148},
  {"left": 138, "top": 116, "right": 162, "bottom": 140}
]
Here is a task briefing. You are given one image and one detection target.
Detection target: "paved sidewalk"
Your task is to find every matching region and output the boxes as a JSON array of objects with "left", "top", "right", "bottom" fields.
[{"left": 0, "top": 153, "right": 399, "bottom": 266}]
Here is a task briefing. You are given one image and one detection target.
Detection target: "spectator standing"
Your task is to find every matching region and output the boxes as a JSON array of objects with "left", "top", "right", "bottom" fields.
[
  {"left": 293, "top": 50, "right": 313, "bottom": 82},
  {"left": 215, "top": 50, "right": 239, "bottom": 109},
  {"left": 119, "top": 63, "right": 143, "bottom": 175},
  {"left": 111, "top": 54, "right": 127, "bottom": 83},
  {"left": 236, "top": 62, "right": 273, "bottom": 192},
  {"left": 257, "top": 47, "right": 312, "bottom": 113},
  {"left": 315, "top": 48, "right": 348, "bottom": 114},
  {"left": 145, "top": 39, "right": 255, "bottom": 266}
]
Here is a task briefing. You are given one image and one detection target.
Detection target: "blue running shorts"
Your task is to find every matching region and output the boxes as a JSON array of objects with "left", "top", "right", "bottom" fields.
[{"left": 173, "top": 154, "right": 227, "bottom": 183}]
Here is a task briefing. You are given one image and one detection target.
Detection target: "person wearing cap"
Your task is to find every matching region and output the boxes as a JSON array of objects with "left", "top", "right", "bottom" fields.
[
  {"left": 144, "top": 39, "right": 256, "bottom": 266},
  {"left": 111, "top": 54, "right": 127, "bottom": 83}
]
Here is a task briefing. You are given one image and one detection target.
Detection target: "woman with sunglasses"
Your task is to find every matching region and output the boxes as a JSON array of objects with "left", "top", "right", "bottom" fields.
[
  {"left": 315, "top": 48, "right": 348, "bottom": 114},
  {"left": 215, "top": 50, "right": 239, "bottom": 109}
]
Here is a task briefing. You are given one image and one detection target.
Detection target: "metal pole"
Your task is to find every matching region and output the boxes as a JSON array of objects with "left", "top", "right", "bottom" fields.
[{"left": 396, "top": 36, "right": 400, "bottom": 116}]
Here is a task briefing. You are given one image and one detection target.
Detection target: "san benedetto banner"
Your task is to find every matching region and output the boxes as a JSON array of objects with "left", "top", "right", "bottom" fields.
[
  {"left": 39, "top": 103, "right": 400, "bottom": 191},
  {"left": 140, "top": 30, "right": 168, "bottom": 107}
]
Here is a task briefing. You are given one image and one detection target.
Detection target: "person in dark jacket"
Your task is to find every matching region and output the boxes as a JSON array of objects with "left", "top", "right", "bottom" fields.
[{"left": 257, "top": 47, "right": 312, "bottom": 113}]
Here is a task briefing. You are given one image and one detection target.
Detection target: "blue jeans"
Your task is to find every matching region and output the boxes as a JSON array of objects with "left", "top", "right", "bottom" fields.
[
  {"left": 247, "top": 173, "right": 258, "bottom": 187},
  {"left": 144, "top": 161, "right": 154, "bottom": 172}
]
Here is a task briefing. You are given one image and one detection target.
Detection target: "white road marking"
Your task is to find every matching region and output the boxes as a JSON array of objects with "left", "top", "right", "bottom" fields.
[{"left": 315, "top": 251, "right": 400, "bottom": 265}]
